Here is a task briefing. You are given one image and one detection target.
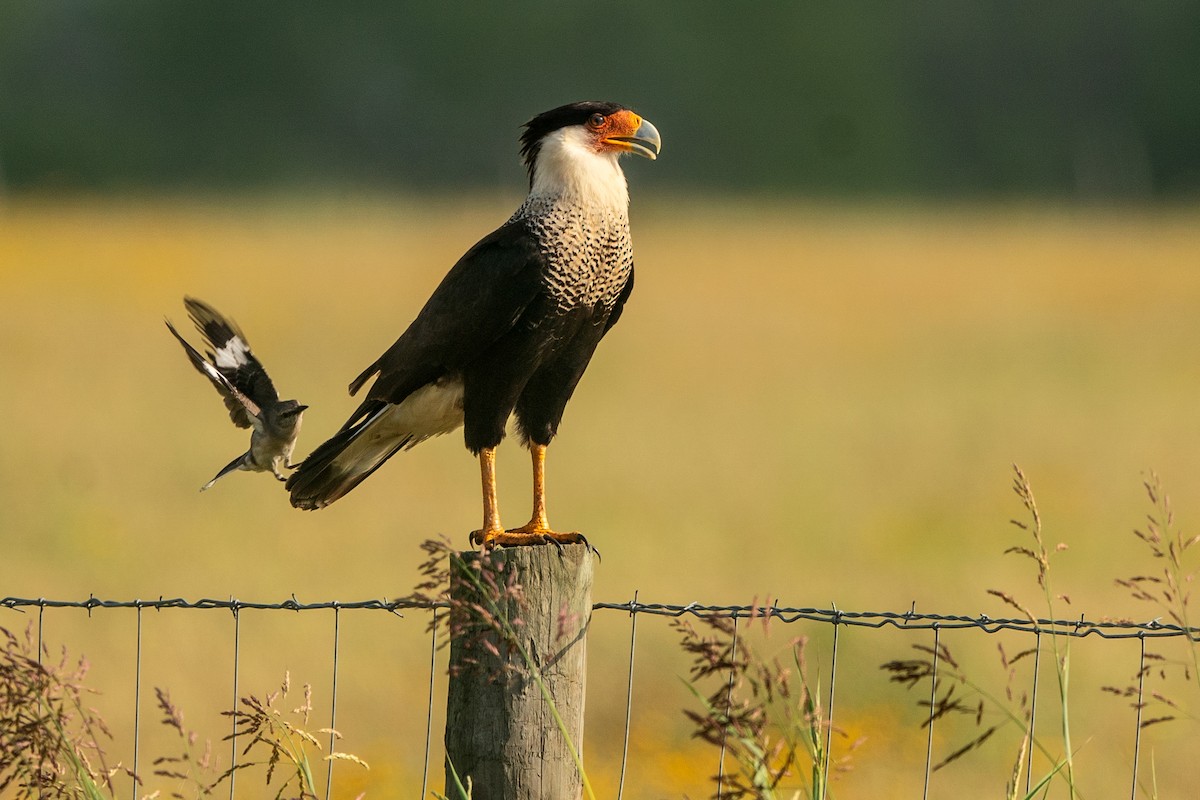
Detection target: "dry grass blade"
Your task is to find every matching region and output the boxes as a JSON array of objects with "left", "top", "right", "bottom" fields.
[
  {"left": 216, "top": 674, "right": 366, "bottom": 798},
  {"left": 1106, "top": 471, "right": 1200, "bottom": 729},
  {"left": 0, "top": 623, "right": 124, "bottom": 798},
  {"left": 402, "top": 537, "right": 530, "bottom": 685},
  {"left": 934, "top": 724, "right": 999, "bottom": 771},
  {"left": 883, "top": 466, "right": 1082, "bottom": 797},
  {"left": 150, "top": 687, "right": 219, "bottom": 796},
  {"left": 986, "top": 590, "right": 1037, "bottom": 626},
  {"left": 676, "top": 613, "right": 854, "bottom": 799},
  {"left": 1005, "top": 732, "right": 1030, "bottom": 800}
]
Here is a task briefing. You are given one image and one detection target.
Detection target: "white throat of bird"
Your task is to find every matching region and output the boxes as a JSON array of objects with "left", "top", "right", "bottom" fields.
[{"left": 528, "top": 125, "right": 630, "bottom": 213}]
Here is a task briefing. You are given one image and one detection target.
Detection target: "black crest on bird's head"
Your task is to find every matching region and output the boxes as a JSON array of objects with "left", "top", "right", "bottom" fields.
[{"left": 519, "top": 101, "right": 629, "bottom": 183}]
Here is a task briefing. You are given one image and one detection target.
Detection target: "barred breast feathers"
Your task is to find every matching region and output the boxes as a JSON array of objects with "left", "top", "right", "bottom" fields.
[{"left": 517, "top": 201, "right": 633, "bottom": 313}]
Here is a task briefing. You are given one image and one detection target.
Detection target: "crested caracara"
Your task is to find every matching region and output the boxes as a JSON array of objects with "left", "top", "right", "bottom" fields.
[{"left": 287, "top": 101, "right": 660, "bottom": 548}]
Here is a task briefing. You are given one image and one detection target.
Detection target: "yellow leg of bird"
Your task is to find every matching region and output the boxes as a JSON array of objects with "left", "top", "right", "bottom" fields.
[
  {"left": 469, "top": 447, "right": 505, "bottom": 548},
  {"left": 525, "top": 441, "right": 551, "bottom": 531},
  {"left": 497, "top": 443, "right": 586, "bottom": 546}
]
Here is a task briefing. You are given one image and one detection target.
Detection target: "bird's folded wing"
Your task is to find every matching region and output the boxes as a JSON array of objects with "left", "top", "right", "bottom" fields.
[
  {"left": 343, "top": 219, "right": 547, "bottom": 426},
  {"left": 603, "top": 263, "right": 634, "bottom": 337}
]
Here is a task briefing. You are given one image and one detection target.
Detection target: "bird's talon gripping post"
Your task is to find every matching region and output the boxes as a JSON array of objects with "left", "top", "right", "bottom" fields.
[
  {"left": 573, "top": 533, "right": 600, "bottom": 560},
  {"left": 471, "top": 528, "right": 586, "bottom": 549}
]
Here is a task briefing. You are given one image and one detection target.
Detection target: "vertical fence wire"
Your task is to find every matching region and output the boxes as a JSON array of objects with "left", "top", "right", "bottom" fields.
[
  {"left": 922, "top": 625, "right": 941, "bottom": 800},
  {"left": 820, "top": 614, "right": 841, "bottom": 800},
  {"left": 325, "top": 605, "right": 341, "bottom": 800},
  {"left": 421, "top": 606, "right": 439, "bottom": 800},
  {"left": 1025, "top": 631, "right": 1042, "bottom": 794},
  {"left": 715, "top": 614, "right": 740, "bottom": 799},
  {"left": 1131, "top": 633, "right": 1146, "bottom": 799},
  {"left": 616, "top": 590, "right": 640, "bottom": 800},
  {"left": 37, "top": 602, "right": 44, "bottom": 665},
  {"left": 132, "top": 604, "right": 143, "bottom": 800},
  {"left": 229, "top": 603, "right": 241, "bottom": 800}
]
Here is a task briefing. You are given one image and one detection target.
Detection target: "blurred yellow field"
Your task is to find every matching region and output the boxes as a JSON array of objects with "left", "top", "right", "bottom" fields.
[{"left": 3, "top": 196, "right": 1200, "bottom": 797}]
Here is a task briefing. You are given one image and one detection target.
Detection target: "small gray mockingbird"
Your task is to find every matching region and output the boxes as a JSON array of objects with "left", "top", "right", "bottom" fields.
[{"left": 166, "top": 297, "right": 307, "bottom": 491}]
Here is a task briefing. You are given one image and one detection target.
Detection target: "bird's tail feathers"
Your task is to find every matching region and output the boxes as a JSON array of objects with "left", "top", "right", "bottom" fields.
[
  {"left": 288, "top": 378, "right": 465, "bottom": 510},
  {"left": 348, "top": 362, "right": 379, "bottom": 397},
  {"left": 286, "top": 405, "right": 410, "bottom": 510},
  {"left": 201, "top": 452, "right": 248, "bottom": 491}
]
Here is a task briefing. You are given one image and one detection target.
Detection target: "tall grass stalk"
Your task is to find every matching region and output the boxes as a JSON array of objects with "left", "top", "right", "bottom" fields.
[
  {"left": 883, "top": 639, "right": 1066, "bottom": 781},
  {"left": 675, "top": 605, "right": 857, "bottom": 800},
  {"left": 0, "top": 624, "right": 123, "bottom": 798},
  {"left": 1117, "top": 473, "right": 1200, "bottom": 695},
  {"left": 884, "top": 465, "right": 1078, "bottom": 798},
  {"left": 220, "top": 672, "right": 367, "bottom": 800},
  {"left": 1001, "top": 464, "right": 1076, "bottom": 798},
  {"left": 1105, "top": 472, "right": 1200, "bottom": 798},
  {"left": 439, "top": 754, "right": 472, "bottom": 800}
]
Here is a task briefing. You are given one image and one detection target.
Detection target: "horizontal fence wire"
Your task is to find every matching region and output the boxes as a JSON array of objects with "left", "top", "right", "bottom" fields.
[
  {"left": 3, "top": 595, "right": 1198, "bottom": 639},
  {"left": 3, "top": 593, "right": 1195, "bottom": 799},
  {"left": 0, "top": 596, "right": 419, "bottom": 613}
]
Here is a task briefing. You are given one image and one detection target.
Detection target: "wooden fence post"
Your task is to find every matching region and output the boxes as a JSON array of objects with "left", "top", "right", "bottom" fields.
[{"left": 444, "top": 542, "right": 595, "bottom": 800}]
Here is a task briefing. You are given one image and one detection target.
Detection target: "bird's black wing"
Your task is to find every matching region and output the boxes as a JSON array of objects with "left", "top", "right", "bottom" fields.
[
  {"left": 183, "top": 297, "right": 280, "bottom": 425},
  {"left": 343, "top": 218, "right": 546, "bottom": 426},
  {"left": 165, "top": 320, "right": 263, "bottom": 428}
]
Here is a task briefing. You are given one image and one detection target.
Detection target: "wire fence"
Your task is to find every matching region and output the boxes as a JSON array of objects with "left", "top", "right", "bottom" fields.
[{"left": 2, "top": 594, "right": 1195, "bottom": 799}]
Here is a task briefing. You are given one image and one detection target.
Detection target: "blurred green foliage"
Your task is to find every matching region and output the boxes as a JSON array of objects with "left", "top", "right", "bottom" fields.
[{"left": 1, "top": 1, "right": 1197, "bottom": 199}]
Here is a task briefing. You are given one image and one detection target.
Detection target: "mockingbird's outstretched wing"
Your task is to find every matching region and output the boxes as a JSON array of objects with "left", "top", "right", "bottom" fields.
[{"left": 165, "top": 318, "right": 263, "bottom": 429}]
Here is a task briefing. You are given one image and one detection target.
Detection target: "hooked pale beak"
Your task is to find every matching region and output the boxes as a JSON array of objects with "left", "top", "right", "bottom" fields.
[{"left": 604, "top": 116, "right": 661, "bottom": 160}]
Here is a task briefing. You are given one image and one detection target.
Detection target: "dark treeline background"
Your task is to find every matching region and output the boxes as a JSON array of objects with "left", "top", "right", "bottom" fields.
[{"left": 1, "top": 1, "right": 1197, "bottom": 200}]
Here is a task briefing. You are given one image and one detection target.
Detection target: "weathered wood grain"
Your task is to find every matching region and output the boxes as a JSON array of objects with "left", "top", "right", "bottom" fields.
[{"left": 444, "top": 543, "right": 595, "bottom": 799}]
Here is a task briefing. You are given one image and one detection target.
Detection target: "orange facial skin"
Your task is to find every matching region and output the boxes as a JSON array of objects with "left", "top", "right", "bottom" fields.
[{"left": 590, "top": 110, "right": 661, "bottom": 159}]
